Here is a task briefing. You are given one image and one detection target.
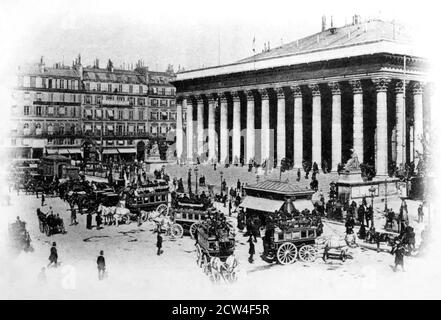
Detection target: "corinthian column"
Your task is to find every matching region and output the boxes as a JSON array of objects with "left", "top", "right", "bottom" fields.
[
  {"left": 330, "top": 82, "right": 342, "bottom": 171},
  {"left": 245, "top": 90, "right": 255, "bottom": 163},
  {"left": 207, "top": 95, "right": 216, "bottom": 162},
  {"left": 291, "top": 85, "right": 303, "bottom": 168},
  {"left": 232, "top": 92, "right": 241, "bottom": 164},
  {"left": 350, "top": 80, "right": 364, "bottom": 164},
  {"left": 275, "top": 87, "right": 286, "bottom": 166},
  {"left": 176, "top": 98, "right": 183, "bottom": 160},
  {"left": 196, "top": 95, "right": 204, "bottom": 158},
  {"left": 373, "top": 78, "right": 391, "bottom": 176},
  {"left": 413, "top": 81, "right": 424, "bottom": 162},
  {"left": 259, "top": 88, "right": 270, "bottom": 165},
  {"left": 219, "top": 93, "right": 229, "bottom": 164},
  {"left": 309, "top": 83, "right": 322, "bottom": 167},
  {"left": 185, "top": 96, "right": 194, "bottom": 162},
  {"left": 395, "top": 81, "right": 406, "bottom": 167}
]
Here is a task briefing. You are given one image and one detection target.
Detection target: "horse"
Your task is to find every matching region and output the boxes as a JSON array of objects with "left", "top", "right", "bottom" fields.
[
  {"left": 97, "top": 203, "right": 116, "bottom": 225},
  {"left": 209, "top": 255, "right": 238, "bottom": 284},
  {"left": 113, "top": 207, "right": 131, "bottom": 226},
  {"left": 321, "top": 234, "right": 356, "bottom": 261}
]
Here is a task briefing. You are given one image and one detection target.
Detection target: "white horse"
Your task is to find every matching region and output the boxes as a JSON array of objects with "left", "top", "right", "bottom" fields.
[
  {"left": 209, "top": 255, "right": 238, "bottom": 284},
  {"left": 97, "top": 204, "right": 116, "bottom": 225},
  {"left": 113, "top": 207, "right": 132, "bottom": 226},
  {"left": 321, "top": 233, "right": 357, "bottom": 261}
]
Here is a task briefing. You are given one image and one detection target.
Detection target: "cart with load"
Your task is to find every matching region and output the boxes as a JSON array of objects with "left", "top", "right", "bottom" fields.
[{"left": 195, "top": 217, "right": 237, "bottom": 283}]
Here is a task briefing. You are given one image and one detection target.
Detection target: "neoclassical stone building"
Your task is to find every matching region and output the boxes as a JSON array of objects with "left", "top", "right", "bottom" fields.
[{"left": 172, "top": 19, "right": 430, "bottom": 176}]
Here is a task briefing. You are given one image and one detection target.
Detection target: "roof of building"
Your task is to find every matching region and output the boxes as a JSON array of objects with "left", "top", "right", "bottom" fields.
[
  {"left": 244, "top": 179, "right": 314, "bottom": 196},
  {"left": 176, "top": 19, "right": 420, "bottom": 81},
  {"left": 83, "top": 68, "right": 147, "bottom": 84},
  {"left": 239, "top": 20, "right": 412, "bottom": 63},
  {"left": 18, "top": 65, "right": 80, "bottom": 78}
]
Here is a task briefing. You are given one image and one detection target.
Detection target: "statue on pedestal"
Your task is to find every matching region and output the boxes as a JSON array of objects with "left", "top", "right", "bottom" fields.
[{"left": 344, "top": 150, "right": 361, "bottom": 172}]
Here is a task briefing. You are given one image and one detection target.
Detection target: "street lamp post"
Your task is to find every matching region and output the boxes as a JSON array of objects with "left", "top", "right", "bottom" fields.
[
  {"left": 220, "top": 170, "right": 224, "bottom": 196},
  {"left": 188, "top": 167, "right": 192, "bottom": 195},
  {"left": 194, "top": 165, "right": 199, "bottom": 195},
  {"left": 369, "top": 185, "right": 376, "bottom": 227}
]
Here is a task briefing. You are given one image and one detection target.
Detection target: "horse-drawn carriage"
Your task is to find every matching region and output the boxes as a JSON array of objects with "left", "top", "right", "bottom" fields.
[
  {"left": 195, "top": 218, "right": 237, "bottom": 283},
  {"left": 262, "top": 224, "right": 319, "bottom": 264},
  {"left": 8, "top": 219, "right": 32, "bottom": 252},
  {"left": 168, "top": 195, "right": 212, "bottom": 238},
  {"left": 37, "top": 211, "right": 66, "bottom": 236},
  {"left": 124, "top": 180, "right": 169, "bottom": 220}
]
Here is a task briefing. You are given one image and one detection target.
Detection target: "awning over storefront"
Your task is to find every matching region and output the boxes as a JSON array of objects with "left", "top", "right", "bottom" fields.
[
  {"left": 85, "top": 109, "right": 92, "bottom": 116},
  {"left": 102, "top": 148, "right": 136, "bottom": 154},
  {"left": 107, "top": 125, "right": 114, "bottom": 131},
  {"left": 85, "top": 124, "right": 92, "bottom": 131},
  {"left": 47, "top": 148, "right": 82, "bottom": 155},
  {"left": 292, "top": 199, "right": 314, "bottom": 212},
  {"left": 117, "top": 148, "right": 136, "bottom": 154},
  {"left": 240, "top": 196, "right": 284, "bottom": 213},
  {"left": 102, "top": 149, "right": 118, "bottom": 154}
]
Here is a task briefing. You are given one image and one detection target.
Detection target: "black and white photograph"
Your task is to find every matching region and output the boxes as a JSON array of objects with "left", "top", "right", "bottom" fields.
[{"left": 0, "top": 0, "right": 440, "bottom": 302}]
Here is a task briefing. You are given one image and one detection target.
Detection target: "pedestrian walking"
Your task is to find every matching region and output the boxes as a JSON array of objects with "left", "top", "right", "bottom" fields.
[
  {"left": 228, "top": 199, "right": 232, "bottom": 217},
  {"left": 97, "top": 250, "right": 106, "bottom": 280},
  {"left": 47, "top": 242, "right": 58, "bottom": 268},
  {"left": 248, "top": 236, "right": 255, "bottom": 263},
  {"left": 86, "top": 212, "right": 92, "bottom": 229},
  {"left": 41, "top": 193, "right": 45, "bottom": 206},
  {"left": 391, "top": 240, "right": 405, "bottom": 272},
  {"left": 417, "top": 204, "right": 424, "bottom": 223},
  {"left": 70, "top": 207, "right": 77, "bottom": 225},
  {"left": 297, "top": 168, "right": 301, "bottom": 182},
  {"left": 157, "top": 232, "right": 163, "bottom": 255},
  {"left": 96, "top": 213, "right": 103, "bottom": 229}
]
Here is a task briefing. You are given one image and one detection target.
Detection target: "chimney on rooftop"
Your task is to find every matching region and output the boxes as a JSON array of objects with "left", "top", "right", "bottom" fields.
[{"left": 322, "top": 15, "right": 327, "bottom": 31}]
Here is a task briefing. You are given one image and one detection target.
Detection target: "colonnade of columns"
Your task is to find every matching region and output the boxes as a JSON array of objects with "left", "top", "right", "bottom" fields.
[{"left": 175, "top": 78, "right": 425, "bottom": 177}]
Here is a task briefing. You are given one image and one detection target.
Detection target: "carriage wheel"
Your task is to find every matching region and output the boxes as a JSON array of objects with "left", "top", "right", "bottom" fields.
[
  {"left": 202, "top": 254, "right": 210, "bottom": 275},
  {"left": 195, "top": 244, "right": 202, "bottom": 267},
  {"left": 276, "top": 242, "right": 298, "bottom": 265},
  {"left": 156, "top": 204, "right": 168, "bottom": 217},
  {"left": 171, "top": 224, "right": 184, "bottom": 238},
  {"left": 341, "top": 251, "right": 347, "bottom": 262},
  {"left": 298, "top": 245, "right": 317, "bottom": 262},
  {"left": 190, "top": 223, "right": 198, "bottom": 239}
]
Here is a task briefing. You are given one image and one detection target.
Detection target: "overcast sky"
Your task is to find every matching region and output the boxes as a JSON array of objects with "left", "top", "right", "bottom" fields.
[{"left": 0, "top": 0, "right": 436, "bottom": 75}]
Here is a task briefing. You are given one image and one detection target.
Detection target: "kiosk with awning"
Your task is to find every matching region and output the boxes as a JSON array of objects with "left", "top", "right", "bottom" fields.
[{"left": 240, "top": 180, "right": 315, "bottom": 226}]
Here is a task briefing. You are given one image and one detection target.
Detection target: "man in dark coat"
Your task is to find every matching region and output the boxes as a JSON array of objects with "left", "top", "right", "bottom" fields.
[
  {"left": 391, "top": 241, "right": 405, "bottom": 272},
  {"left": 41, "top": 193, "right": 45, "bottom": 206},
  {"left": 86, "top": 212, "right": 92, "bottom": 229},
  {"left": 96, "top": 213, "right": 103, "bottom": 229},
  {"left": 97, "top": 250, "right": 106, "bottom": 280},
  {"left": 157, "top": 232, "right": 163, "bottom": 255},
  {"left": 48, "top": 242, "right": 58, "bottom": 268},
  {"left": 71, "top": 207, "right": 77, "bottom": 225},
  {"left": 248, "top": 236, "right": 255, "bottom": 263},
  {"left": 297, "top": 168, "right": 301, "bottom": 182}
]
